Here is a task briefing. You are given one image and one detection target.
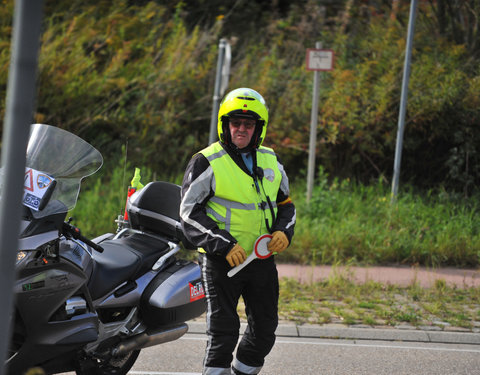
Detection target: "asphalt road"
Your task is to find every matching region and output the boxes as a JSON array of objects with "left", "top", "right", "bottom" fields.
[{"left": 128, "top": 332, "right": 480, "bottom": 375}]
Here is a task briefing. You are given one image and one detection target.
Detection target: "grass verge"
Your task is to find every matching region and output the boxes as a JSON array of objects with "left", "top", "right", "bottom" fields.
[
  {"left": 73, "top": 164, "right": 480, "bottom": 268},
  {"left": 236, "top": 271, "right": 480, "bottom": 331},
  {"left": 288, "top": 170, "right": 480, "bottom": 268}
]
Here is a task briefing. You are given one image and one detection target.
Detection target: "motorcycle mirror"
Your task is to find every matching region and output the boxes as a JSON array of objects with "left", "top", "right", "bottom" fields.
[{"left": 38, "top": 179, "right": 57, "bottom": 211}]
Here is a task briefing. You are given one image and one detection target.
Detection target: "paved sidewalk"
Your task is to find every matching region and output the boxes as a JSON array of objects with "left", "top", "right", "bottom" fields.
[
  {"left": 187, "top": 321, "right": 480, "bottom": 346},
  {"left": 276, "top": 263, "right": 480, "bottom": 288},
  {"left": 189, "top": 264, "right": 480, "bottom": 345}
]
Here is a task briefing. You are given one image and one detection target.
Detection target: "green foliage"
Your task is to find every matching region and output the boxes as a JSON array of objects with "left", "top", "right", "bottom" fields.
[
  {"left": 34, "top": 0, "right": 222, "bottom": 174},
  {"left": 288, "top": 166, "right": 480, "bottom": 267},
  {"left": 71, "top": 162, "right": 480, "bottom": 268},
  {"left": 1, "top": 0, "right": 480, "bottom": 192},
  {"left": 320, "top": 12, "right": 480, "bottom": 189},
  {"left": 70, "top": 160, "right": 156, "bottom": 237}
]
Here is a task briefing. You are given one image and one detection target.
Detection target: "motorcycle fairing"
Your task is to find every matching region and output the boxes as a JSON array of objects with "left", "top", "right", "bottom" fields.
[{"left": 9, "top": 257, "right": 99, "bottom": 374}]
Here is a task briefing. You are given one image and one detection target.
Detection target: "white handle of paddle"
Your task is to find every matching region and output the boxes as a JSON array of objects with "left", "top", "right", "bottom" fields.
[{"left": 227, "top": 252, "right": 257, "bottom": 277}]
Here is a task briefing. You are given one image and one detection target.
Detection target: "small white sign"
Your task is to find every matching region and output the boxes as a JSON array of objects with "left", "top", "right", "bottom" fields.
[
  {"left": 306, "top": 49, "right": 334, "bottom": 71},
  {"left": 23, "top": 168, "right": 55, "bottom": 211}
]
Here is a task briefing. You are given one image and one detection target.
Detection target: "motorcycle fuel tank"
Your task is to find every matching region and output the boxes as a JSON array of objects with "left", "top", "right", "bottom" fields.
[
  {"left": 59, "top": 239, "right": 94, "bottom": 278},
  {"left": 140, "top": 259, "right": 206, "bottom": 327}
]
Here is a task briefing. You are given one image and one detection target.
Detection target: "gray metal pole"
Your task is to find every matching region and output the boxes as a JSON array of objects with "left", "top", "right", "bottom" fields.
[
  {"left": 220, "top": 41, "right": 231, "bottom": 97},
  {"left": 0, "top": 0, "right": 44, "bottom": 372},
  {"left": 306, "top": 41, "right": 322, "bottom": 203},
  {"left": 391, "top": 0, "right": 418, "bottom": 201},
  {"left": 208, "top": 38, "right": 227, "bottom": 145}
]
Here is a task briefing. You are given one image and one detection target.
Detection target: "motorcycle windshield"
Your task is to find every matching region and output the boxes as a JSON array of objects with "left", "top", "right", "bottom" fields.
[{"left": 22, "top": 124, "right": 103, "bottom": 216}]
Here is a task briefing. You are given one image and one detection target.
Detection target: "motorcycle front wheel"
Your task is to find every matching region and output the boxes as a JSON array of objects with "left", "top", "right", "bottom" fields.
[{"left": 75, "top": 349, "right": 140, "bottom": 375}]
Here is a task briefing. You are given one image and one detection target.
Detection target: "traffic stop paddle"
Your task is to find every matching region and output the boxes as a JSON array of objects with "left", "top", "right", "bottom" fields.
[{"left": 227, "top": 234, "right": 273, "bottom": 277}]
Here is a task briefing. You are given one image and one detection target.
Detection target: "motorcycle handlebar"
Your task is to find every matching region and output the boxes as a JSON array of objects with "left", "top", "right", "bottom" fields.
[{"left": 62, "top": 222, "right": 104, "bottom": 253}]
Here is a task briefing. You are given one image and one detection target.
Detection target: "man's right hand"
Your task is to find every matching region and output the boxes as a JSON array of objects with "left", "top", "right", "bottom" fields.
[{"left": 226, "top": 243, "right": 247, "bottom": 267}]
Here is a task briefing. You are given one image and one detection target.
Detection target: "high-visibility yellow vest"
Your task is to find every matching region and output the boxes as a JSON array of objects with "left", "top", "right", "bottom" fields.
[{"left": 200, "top": 142, "right": 281, "bottom": 256}]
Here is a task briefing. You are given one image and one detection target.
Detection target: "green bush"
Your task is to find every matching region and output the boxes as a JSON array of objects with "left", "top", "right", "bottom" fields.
[
  {"left": 70, "top": 160, "right": 156, "bottom": 237},
  {"left": 71, "top": 163, "right": 480, "bottom": 268},
  {"left": 2, "top": 0, "right": 479, "bottom": 193},
  {"left": 287, "top": 167, "right": 480, "bottom": 267}
]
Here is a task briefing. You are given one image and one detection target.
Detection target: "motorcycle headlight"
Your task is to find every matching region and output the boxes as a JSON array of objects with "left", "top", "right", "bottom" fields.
[{"left": 16, "top": 251, "right": 27, "bottom": 264}]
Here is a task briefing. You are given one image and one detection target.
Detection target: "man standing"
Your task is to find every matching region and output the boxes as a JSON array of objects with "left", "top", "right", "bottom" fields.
[{"left": 180, "top": 88, "right": 296, "bottom": 375}]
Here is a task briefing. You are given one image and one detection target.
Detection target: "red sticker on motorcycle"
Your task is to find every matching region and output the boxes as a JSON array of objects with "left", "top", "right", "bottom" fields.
[{"left": 189, "top": 280, "right": 205, "bottom": 302}]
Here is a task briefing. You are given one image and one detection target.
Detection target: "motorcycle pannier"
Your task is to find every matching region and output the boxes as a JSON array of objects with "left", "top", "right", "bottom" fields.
[
  {"left": 127, "top": 181, "right": 195, "bottom": 249},
  {"left": 140, "top": 259, "right": 206, "bottom": 327}
]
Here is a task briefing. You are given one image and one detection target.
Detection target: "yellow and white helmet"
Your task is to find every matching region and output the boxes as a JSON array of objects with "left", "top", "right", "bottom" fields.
[{"left": 217, "top": 88, "right": 269, "bottom": 149}]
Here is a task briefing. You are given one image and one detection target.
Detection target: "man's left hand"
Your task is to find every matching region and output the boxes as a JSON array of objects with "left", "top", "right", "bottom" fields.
[{"left": 268, "top": 231, "right": 289, "bottom": 253}]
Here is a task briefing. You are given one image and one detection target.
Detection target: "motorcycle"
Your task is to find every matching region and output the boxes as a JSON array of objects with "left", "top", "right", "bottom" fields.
[{"left": 6, "top": 124, "right": 206, "bottom": 375}]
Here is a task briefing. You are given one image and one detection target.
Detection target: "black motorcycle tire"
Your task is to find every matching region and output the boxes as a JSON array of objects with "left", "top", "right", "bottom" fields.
[{"left": 75, "top": 349, "right": 141, "bottom": 375}]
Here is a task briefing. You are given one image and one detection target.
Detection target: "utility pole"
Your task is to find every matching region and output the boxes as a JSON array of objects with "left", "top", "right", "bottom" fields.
[
  {"left": 0, "top": 1, "right": 44, "bottom": 373},
  {"left": 391, "top": 0, "right": 418, "bottom": 202}
]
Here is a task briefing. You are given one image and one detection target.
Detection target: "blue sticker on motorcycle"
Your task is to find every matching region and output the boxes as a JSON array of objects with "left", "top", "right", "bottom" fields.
[
  {"left": 37, "top": 174, "right": 53, "bottom": 188},
  {"left": 23, "top": 193, "right": 41, "bottom": 210},
  {"left": 23, "top": 168, "right": 55, "bottom": 211}
]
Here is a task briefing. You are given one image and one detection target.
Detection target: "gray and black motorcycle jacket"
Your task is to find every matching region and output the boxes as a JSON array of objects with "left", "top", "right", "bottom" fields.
[{"left": 179, "top": 142, "right": 296, "bottom": 259}]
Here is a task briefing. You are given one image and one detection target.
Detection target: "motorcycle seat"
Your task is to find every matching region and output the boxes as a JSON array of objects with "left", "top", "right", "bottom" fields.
[{"left": 88, "top": 233, "right": 170, "bottom": 300}]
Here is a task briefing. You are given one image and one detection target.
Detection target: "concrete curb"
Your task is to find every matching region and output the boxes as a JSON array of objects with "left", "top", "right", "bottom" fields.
[{"left": 187, "top": 321, "right": 480, "bottom": 346}]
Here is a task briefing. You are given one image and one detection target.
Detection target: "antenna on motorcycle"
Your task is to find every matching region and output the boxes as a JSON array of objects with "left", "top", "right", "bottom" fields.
[
  {"left": 121, "top": 138, "right": 129, "bottom": 212},
  {"left": 116, "top": 167, "right": 144, "bottom": 233},
  {"left": 116, "top": 139, "right": 130, "bottom": 232}
]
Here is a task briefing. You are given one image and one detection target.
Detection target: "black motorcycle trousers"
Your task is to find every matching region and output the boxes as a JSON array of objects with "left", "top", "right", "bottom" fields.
[{"left": 198, "top": 253, "right": 279, "bottom": 375}]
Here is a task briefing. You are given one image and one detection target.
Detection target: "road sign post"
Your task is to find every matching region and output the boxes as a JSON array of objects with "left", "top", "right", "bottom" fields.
[
  {"left": 306, "top": 48, "right": 334, "bottom": 71},
  {"left": 306, "top": 43, "right": 334, "bottom": 203}
]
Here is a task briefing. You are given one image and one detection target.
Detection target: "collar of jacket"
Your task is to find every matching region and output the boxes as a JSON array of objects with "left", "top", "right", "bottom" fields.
[{"left": 219, "top": 141, "right": 258, "bottom": 178}]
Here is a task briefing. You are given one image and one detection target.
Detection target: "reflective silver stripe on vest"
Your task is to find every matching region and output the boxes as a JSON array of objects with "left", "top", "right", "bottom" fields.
[
  {"left": 206, "top": 207, "right": 225, "bottom": 223},
  {"left": 233, "top": 358, "right": 262, "bottom": 374},
  {"left": 258, "top": 147, "right": 276, "bottom": 156},
  {"left": 208, "top": 196, "right": 256, "bottom": 232},
  {"left": 206, "top": 148, "right": 227, "bottom": 162},
  {"left": 266, "top": 200, "right": 278, "bottom": 208},
  {"left": 210, "top": 196, "right": 256, "bottom": 211}
]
